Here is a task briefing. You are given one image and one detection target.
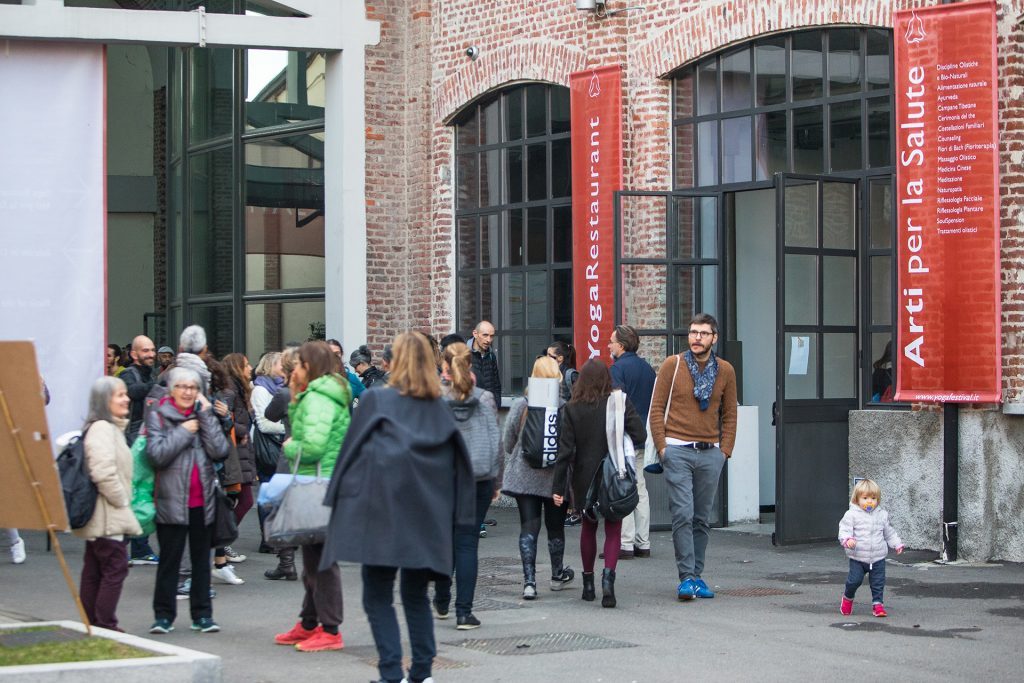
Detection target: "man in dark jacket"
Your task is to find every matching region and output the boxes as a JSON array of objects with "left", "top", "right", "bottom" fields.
[
  {"left": 469, "top": 320, "right": 501, "bottom": 401},
  {"left": 609, "top": 324, "right": 657, "bottom": 559},
  {"left": 120, "top": 335, "right": 157, "bottom": 445}
]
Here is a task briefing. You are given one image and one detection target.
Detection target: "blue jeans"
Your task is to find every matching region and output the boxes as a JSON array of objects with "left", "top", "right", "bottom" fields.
[
  {"left": 362, "top": 565, "right": 435, "bottom": 683},
  {"left": 434, "top": 479, "right": 493, "bottom": 617},
  {"left": 845, "top": 558, "right": 886, "bottom": 603},
  {"left": 129, "top": 535, "right": 155, "bottom": 559},
  {"left": 663, "top": 444, "right": 725, "bottom": 581}
]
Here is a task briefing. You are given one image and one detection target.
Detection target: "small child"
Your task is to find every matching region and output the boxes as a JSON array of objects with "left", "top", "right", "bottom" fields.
[{"left": 838, "top": 479, "right": 904, "bottom": 617}]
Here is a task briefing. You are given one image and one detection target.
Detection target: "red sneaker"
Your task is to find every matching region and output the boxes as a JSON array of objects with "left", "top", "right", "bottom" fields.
[
  {"left": 274, "top": 622, "right": 318, "bottom": 645},
  {"left": 873, "top": 603, "right": 888, "bottom": 618},
  {"left": 840, "top": 596, "right": 853, "bottom": 616},
  {"left": 295, "top": 628, "right": 344, "bottom": 652}
]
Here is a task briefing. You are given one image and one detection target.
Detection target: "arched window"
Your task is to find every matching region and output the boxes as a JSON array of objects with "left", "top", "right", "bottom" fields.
[{"left": 453, "top": 83, "right": 572, "bottom": 395}]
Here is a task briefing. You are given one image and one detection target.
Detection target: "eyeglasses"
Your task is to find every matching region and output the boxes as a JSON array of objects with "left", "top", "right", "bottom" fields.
[
  {"left": 687, "top": 330, "right": 715, "bottom": 339},
  {"left": 172, "top": 384, "right": 199, "bottom": 393}
]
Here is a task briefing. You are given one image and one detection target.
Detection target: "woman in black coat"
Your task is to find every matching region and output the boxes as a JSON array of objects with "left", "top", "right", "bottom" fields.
[
  {"left": 552, "top": 359, "right": 645, "bottom": 608},
  {"left": 321, "top": 331, "right": 475, "bottom": 683}
]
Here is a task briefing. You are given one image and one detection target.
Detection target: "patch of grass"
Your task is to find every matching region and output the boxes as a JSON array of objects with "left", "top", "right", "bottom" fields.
[{"left": 0, "top": 630, "right": 155, "bottom": 667}]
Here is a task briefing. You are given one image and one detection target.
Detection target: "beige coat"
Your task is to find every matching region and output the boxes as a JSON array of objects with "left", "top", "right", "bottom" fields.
[{"left": 73, "top": 417, "right": 142, "bottom": 540}]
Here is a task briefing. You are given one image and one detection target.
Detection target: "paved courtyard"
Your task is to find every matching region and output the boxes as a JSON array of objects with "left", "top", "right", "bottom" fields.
[{"left": 2, "top": 507, "right": 1022, "bottom": 681}]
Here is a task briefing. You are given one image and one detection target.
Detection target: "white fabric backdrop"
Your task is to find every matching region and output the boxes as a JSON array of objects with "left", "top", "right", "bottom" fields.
[{"left": 0, "top": 42, "right": 106, "bottom": 440}]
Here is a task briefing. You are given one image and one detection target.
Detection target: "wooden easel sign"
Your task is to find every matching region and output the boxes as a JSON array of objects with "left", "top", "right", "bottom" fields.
[{"left": 0, "top": 340, "right": 91, "bottom": 633}]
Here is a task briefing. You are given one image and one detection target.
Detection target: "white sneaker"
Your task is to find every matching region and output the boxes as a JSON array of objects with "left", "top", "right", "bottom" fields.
[
  {"left": 10, "top": 538, "right": 26, "bottom": 564},
  {"left": 211, "top": 565, "right": 244, "bottom": 585},
  {"left": 223, "top": 546, "right": 247, "bottom": 563}
]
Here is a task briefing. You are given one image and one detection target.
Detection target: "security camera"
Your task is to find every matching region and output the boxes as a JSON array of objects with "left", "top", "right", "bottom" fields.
[{"left": 465, "top": 46, "right": 480, "bottom": 61}]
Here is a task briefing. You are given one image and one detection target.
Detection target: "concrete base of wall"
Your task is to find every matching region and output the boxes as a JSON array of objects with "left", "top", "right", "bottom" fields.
[
  {"left": 0, "top": 621, "right": 221, "bottom": 682},
  {"left": 850, "top": 409, "right": 1024, "bottom": 563}
]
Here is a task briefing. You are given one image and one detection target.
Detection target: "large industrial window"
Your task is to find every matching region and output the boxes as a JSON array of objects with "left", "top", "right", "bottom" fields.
[
  {"left": 671, "top": 28, "right": 899, "bottom": 406},
  {"left": 453, "top": 83, "right": 572, "bottom": 396}
]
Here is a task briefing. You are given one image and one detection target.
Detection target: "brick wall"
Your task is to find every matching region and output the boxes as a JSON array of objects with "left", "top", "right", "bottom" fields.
[{"left": 364, "top": 0, "right": 1024, "bottom": 401}]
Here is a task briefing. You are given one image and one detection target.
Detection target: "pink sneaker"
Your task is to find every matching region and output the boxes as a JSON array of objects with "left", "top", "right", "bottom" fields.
[
  {"left": 840, "top": 596, "right": 853, "bottom": 616},
  {"left": 873, "top": 603, "right": 887, "bottom": 618}
]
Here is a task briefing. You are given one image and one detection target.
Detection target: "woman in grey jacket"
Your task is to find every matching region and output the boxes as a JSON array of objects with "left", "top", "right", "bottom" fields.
[
  {"left": 145, "top": 366, "right": 230, "bottom": 635},
  {"left": 501, "top": 356, "right": 574, "bottom": 600}
]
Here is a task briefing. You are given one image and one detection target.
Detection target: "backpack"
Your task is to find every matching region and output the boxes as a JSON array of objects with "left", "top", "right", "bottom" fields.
[
  {"left": 561, "top": 368, "right": 579, "bottom": 403},
  {"left": 447, "top": 389, "right": 501, "bottom": 480},
  {"left": 519, "top": 404, "right": 560, "bottom": 469},
  {"left": 57, "top": 426, "right": 97, "bottom": 529}
]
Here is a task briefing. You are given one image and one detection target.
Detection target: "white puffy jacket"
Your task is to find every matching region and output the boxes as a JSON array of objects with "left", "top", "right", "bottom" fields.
[{"left": 838, "top": 503, "right": 903, "bottom": 565}]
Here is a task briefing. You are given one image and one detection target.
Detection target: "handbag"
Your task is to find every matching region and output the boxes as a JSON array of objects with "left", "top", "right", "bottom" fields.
[
  {"left": 643, "top": 355, "right": 681, "bottom": 474},
  {"left": 252, "top": 426, "right": 284, "bottom": 472},
  {"left": 130, "top": 433, "right": 156, "bottom": 536},
  {"left": 210, "top": 481, "right": 239, "bottom": 548},
  {"left": 582, "top": 391, "right": 639, "bottom": 522},
  {"left": 263, "top": 450, "right": 331, "bottom": 548}
]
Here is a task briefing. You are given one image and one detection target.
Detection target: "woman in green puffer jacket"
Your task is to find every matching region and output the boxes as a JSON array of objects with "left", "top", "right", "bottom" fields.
[{"left": 273, "top": 341, "right": 351, "bottom": 653}]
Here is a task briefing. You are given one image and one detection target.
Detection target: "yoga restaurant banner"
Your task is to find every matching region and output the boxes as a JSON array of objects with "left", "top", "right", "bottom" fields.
[
  {"left": 893, "top": 1, "right": 1001, "bottom": 402},
  {"left": 570, "top": 65, "right": 622, "bottom": 365}
]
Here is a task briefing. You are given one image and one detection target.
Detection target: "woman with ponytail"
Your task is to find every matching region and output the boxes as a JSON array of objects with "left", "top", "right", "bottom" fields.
[{"left": 432, "top": 342, "right": 502, "bottom": 630}]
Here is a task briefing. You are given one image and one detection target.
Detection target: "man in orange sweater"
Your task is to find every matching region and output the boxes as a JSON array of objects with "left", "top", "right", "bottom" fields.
[{"left": 648, "top": 313, "right": 737, "bottom": 601}]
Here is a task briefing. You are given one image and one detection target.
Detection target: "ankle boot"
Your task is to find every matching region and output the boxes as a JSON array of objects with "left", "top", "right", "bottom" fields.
[
  {"left": 264, "top": 547, "right": 297, "bottom": 581},
  {"left": 601, "top": 568, "right": 616, "bottom": 608},
  {"left": 548, "top": 538, "right": 575, "bottom": 590},
  {"left": 519, "top": 533, "right": 538, "bottom": 599},
  {"left": 581, "top": 572, "right": 596, "bottom": 601}
]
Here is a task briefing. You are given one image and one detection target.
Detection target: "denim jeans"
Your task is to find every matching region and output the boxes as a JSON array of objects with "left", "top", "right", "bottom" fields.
[
  {"left": 435, "top": 479, "right": 493, "bottom": 617},
  {"left": 362, "top": 565, "right": 435, "bottom": 683},
  {"left": 844, "top": 558, "right": 886, "bottom": 603},
  {"left": 663, "top": 444, "right": 725, "bottom": 581}
]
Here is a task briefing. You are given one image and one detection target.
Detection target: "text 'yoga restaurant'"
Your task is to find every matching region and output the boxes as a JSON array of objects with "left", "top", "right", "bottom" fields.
[{"left": 0, "top": 1, "right": 1022, "bottom": 561}]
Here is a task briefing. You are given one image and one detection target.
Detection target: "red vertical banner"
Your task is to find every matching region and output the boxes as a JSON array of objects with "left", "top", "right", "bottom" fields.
[
  {"left": 570, "top": 66, "right": 622, "bottom": 366},
  {"left": 893, "top": 0, "right": 1001, "bottom": 402}
]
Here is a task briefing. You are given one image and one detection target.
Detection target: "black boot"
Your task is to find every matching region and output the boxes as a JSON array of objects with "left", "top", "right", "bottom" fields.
[
  {"left": 519, "top": 533, "right": 537, "bottom": 599},
  {"left": 548, "top": 538, "right": 575, "bottom": 591},
  {"left": 581, "top": 572, "right": 596, "bottom": 601},
  {"left": 601, "top": 568, "right": 616, "bottom": 608},
  {"left": 264, "top": 547, "right": 297, "bottom": 581}
]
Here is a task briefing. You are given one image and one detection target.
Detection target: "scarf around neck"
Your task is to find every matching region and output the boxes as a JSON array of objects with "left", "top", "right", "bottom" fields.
[
  {"left": 254, "top": 374, "right": 284, "bottom": 395},
  {"left": 684, "top": 350, "right": 718, "bottom": 411}
]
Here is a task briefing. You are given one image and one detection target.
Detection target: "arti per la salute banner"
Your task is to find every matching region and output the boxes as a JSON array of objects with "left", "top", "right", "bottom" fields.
[{"left": 894, "top": 1, "right": 1001, "bottom": 402}]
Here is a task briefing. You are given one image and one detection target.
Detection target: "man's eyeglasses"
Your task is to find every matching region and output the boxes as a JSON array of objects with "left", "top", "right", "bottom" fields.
[{"left": 687, "top": 330, "right": 715, "bottom": 339}]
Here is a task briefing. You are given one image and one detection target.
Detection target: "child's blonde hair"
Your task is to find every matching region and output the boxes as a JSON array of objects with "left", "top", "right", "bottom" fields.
[{"left": 851, "top": 478, "right": 881, "bottom": 504}]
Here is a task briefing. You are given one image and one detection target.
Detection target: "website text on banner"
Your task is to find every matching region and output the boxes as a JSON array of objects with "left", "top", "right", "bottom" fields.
[
  {"left": 570, "top": 66, "right": 622, "bottom": 366},
  {"left": 893, "top": 0, "right": 1001, "bottom": 403}
]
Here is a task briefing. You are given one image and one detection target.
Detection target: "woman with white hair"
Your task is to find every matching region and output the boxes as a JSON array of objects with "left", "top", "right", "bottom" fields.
[
  {"left": 75, "top": 376, "right": 142, "bottom": 631},
  {"left": 145, "top": 366, "right": 229, "bottom": 635}
]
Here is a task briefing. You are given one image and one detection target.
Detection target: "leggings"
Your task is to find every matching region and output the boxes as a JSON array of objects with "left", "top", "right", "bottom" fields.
[
  {"left": 580, "top": 516, "right": 623, "bottom": 573},
  {"left": 514, "top": 494, "right": 566, "bottom": 543}
]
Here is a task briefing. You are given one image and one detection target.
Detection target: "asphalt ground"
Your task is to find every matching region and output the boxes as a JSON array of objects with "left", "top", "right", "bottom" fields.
[{"left": 2, "top": 507, "right": 1022, "bottom": 682}]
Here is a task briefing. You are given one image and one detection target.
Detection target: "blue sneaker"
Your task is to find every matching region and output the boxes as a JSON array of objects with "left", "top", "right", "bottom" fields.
[
  {"left": 694, "top": 578, "right": 715, "bottom": 598},
  {"left": 149, "top": 619, "right": 174, "bottom": 634},
  {"left": 677, "top": 578, "right": 698, "bottom": 601}
]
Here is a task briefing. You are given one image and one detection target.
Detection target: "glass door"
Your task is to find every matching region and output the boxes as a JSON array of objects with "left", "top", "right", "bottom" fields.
[{"left": 774, "top": 174, "right": 859, "bottom": 544}]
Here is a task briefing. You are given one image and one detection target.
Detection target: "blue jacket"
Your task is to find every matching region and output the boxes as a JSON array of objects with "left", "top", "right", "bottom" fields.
[{"left": 610, "top": 352, "right": 657, "bottom": 422}]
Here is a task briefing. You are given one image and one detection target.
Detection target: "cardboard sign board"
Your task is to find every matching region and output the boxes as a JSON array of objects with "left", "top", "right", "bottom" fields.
[
  {"left": 570, "top": 65, "right": 622, "bottom": 367},
  {"left": 893, "top": 1, "right": 1001, "bottom": 402},
  {"left": 0, "top": 341, "right": 68, "bottom": 531}
]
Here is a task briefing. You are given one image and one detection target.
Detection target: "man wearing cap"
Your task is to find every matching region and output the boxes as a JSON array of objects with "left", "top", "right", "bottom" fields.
[
  {"left": 155, "top": 346, "right": 174, "bottom": 379},
  {"left": 648, "top": 313, "right": 737, "bottom": 602}
]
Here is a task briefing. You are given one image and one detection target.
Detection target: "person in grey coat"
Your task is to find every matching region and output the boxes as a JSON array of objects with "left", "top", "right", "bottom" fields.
[
  {"left": 501, "top": 356, "right": 574, "bottom": 600},
  {"left": 320, "top": 332, "right": 475, "bottom": 683},
  {"left": 145, "top": 366, "right": 230, "bottom": 635}
]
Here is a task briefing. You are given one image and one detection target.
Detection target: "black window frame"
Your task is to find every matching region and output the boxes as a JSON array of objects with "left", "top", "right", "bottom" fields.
[{"left": 453, "top": 83, "right": 573, "bottom": 397}]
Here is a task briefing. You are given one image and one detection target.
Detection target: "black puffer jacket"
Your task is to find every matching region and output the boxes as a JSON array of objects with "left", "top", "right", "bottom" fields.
[
  {"left": 222, "top": 379, "right": 256, "bottom": 484},
  {"left": 121, "top": 363, "right": 155, "bottom": 444},
  {"left": 359, "top": 365, "right": 387, "bottom": 390},
  {"left": 145, "top": 397, "right": 230, "bottom": 525},
  {"left": 470, "top": 341, "right": 501, "bottom": 401}
]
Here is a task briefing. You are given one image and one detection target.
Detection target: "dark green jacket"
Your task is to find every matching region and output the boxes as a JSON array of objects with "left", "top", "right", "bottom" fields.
[{"left": 284, "top": 374, "right": 350, "bottom": 477}]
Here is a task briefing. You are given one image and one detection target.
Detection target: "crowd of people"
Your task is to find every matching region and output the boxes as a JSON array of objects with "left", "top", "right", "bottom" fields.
[{"left": 4, "top": 313, "right": 905, "bottom": 683}]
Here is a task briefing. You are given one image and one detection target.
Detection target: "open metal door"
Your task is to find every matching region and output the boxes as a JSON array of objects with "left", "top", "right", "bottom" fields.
[
  {"left": 614, "top": 189, "right": 726, "bottom": 530},
  {"left": 774, "top": 175, "right": 859, "bottom": 544}
]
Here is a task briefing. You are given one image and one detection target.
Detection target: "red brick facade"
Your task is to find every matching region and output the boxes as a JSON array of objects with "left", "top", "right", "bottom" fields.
[{"left": 363, "top": 0, "right": 1024, "bottom": 403}]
